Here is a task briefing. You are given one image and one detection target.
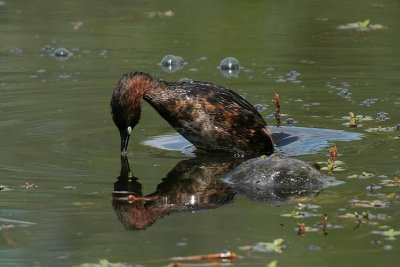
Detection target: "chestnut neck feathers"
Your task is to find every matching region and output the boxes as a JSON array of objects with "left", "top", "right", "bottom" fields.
[{"left": 110, "top": 72, "right": 165, "bottom": 131}]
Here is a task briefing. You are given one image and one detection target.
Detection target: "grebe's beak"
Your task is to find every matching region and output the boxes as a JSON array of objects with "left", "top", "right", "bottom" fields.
[{"left": 120, "top": 126, "right": 132, "bottom": 154}]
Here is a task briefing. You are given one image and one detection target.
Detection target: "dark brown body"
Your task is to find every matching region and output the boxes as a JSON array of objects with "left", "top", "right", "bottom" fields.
[{"left": 111, "top": 72, "right": 274, "bottom": 156}]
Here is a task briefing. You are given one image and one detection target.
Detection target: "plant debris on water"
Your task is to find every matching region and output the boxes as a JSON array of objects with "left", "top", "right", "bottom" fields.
[
  {"left": 239, "top": 238, "right": 285, "bottom": 253},
  {"left": 349, "top": 199, "right": 389, "bottom": 208},
  {"left": 337, "top": 19, "right": 387, "bottom": 31},
  {"left": 347, "top": 172, "right": 375, "bottom": 179},
  {"left": 78, "top": 259, "right": 134, "bottom": 267},
  {"left": 371, "top": 229, "right": 400, "bottom": 240}
]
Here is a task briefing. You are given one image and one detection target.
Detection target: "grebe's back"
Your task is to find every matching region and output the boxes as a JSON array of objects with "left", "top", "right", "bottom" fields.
[{"left": 144, "top": 80, "right": 274, "bottom": 156}]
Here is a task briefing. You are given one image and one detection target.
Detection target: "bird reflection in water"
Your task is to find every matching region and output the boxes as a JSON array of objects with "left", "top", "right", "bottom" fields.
[
  {"left": 112, "top": 155, "right": 241, "bottom": 231},
  {"left": 112, "top": 154, "right": 330, "bottom": 231}
]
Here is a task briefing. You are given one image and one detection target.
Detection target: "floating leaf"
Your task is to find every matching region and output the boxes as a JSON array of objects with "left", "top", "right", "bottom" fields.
[
  {"left": 372, "top": 229, "right": 400, "bottom": 240},
  {"left": 337, "top": 20, "right": 387, "bottom": 31}
]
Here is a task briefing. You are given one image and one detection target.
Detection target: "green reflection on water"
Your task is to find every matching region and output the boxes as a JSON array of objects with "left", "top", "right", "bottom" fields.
[{"left": 1, "top": 0, "right": 399, "bottom": 266}]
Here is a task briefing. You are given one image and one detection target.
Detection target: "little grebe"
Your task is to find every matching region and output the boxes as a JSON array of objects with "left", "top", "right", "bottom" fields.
[{"left": 111, "top": 71, "right": 274, "bottom": 156}]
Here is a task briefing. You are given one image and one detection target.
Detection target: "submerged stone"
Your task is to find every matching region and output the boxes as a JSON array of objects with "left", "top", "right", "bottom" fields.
[{"left": 222, "top": 154, "right": 336, "bottom": 204}]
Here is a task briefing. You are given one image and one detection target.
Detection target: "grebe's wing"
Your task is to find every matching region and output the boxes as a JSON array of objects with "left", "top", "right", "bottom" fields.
[{"left": 174, "top": 81, "right": 262, "bottom": 116}]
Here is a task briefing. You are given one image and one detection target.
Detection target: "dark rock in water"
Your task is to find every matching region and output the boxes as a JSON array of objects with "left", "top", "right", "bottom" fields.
[{"left": 222, "top": 154, "right": 336, "bottom": 204}]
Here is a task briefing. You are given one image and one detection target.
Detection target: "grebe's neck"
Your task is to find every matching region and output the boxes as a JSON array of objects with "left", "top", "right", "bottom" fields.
[
  {"left": 122, "top": 72, "right": 165, "bottom": 99},
  {"left": 111, "top": 72, "right": 167, "bottom": 129}
]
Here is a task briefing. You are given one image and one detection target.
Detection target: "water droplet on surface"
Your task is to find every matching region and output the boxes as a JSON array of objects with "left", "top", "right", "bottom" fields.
[{"left": 51, "top": 48, "right": 73, "bottom": 61}]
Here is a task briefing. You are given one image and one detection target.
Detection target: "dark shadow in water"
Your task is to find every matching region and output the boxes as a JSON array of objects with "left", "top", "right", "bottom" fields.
[{"left": 112, "top": 154, "right": 331, "bottom": 231}]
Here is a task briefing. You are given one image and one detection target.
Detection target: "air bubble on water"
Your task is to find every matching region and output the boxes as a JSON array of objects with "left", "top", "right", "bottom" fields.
[
  {"left": 51, "top": 48, "right": 73, "bottom": 61},
  {"left": 59, "top": 73, "right": 71, "bottom": 79},
  {"left": 291, "top": 80, "right": 302, "bottom": 84},
  {"left": 196, "top": 56, "right": 208, "bottom": 62},
  {"left": 158, "top": 54, "right": 186, "bottom": 72},
  {"left": 10, "top": 48, "right": 22, "bottom": 53},
  {"left": 177, "top": 78, "right": 193, "bottom": 84},
  {"left": 176, "top": 242, "right": 187, "bottom": 246},
  {"left": 284, "top": 118, "right": 297, "bottom": 125},
  {"left": 376, "top": 114, "right": 390, "bottom": 121},
  {"left": 287, "top": 70, "right": 301, "bottom": 78},
  {"left": 99, "top": 49, "right": 108, "bottom": 57},
  {"left": 42, "top": 45, "right": 54, "bottom": 52},
  {"left": 218, "top": 57, "right": 242, "bottom": 78},
  {"left": 253, "top": 104, "right": 269, "bottom": 112},
  {"left": 218, "top": 57, "right": 240, "bottom": 70},
  {"left": 337, "top": 89, "right": 352, "bottom": 98},
  {"left": 361, "top": 99, "right": 378, "bottom": 106}
]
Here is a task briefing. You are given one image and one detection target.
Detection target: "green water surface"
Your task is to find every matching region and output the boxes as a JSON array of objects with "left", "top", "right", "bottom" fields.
[{"left": 1, "top": 0, "right": 399, "bottom": 266}]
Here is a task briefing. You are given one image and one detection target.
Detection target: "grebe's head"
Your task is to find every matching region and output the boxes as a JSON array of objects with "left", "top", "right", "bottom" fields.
[
  {"left": 111, "top": 104, "right": 139, "bottom": 154},
  {"left": 111, "top": 72, "right": 154, "bottom": 153}
]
